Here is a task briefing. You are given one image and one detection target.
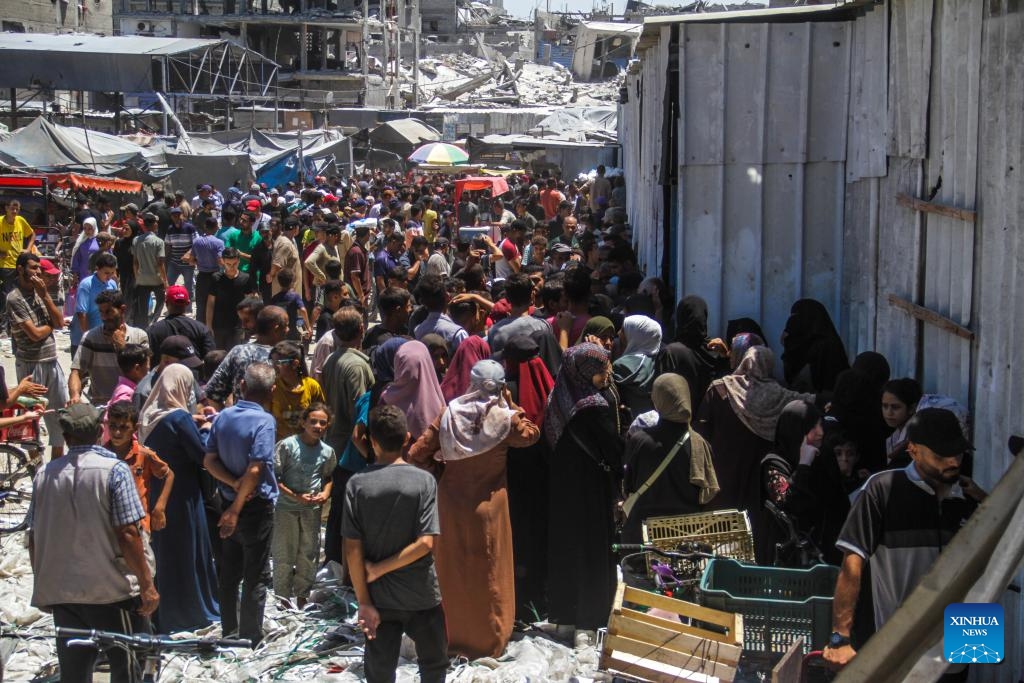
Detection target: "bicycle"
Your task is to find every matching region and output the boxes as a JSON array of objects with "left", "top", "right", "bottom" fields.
[
  {"left": 0, "top": 406, "right": 48, "bottom": 534},
  {"left": 763, "top": 500, "right": 827, "bottom": 568},
  {"left": 56, "top": 628, "right": 252, "bottom": 683},
  {"left": 613, "top": 541, "right": 722, "bottom": 603}
]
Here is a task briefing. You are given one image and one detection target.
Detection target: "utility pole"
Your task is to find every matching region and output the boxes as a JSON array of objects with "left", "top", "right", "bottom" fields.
[
  {"left": 361, "top": 0, "right": 369, "bottom": 79},
  {"left": 412, "top": 0, "right": 420, "bottom": 108}
]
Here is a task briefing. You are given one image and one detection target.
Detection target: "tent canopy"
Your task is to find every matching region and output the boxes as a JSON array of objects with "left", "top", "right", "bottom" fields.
[
  {"left": 46, "top": 173, "right": 142, "bottom": 195},
  {"left": 454, "top": 176, "right": 510, "bottom": 205},
  {"left": 367, "top": 119, "right": 441, "bottom": 146},
  {"left": 0, "top": 34, "right": 278, "bottom": 97},
  {"left": 0, "top": 118, "right": 154, "bottom": 178}
]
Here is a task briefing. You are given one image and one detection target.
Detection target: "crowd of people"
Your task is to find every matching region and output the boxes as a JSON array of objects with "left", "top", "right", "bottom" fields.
[{"left": 8, "top": 165, "right": 985, "bottom": 683}]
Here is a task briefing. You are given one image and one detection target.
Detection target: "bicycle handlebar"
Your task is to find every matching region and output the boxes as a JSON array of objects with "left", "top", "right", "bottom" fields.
[
  {"left": 612, "top": 542, "right": 716, "bottom": 559},
  {"left": 56, "top": 628, "right": 252, "bottom": 652}
]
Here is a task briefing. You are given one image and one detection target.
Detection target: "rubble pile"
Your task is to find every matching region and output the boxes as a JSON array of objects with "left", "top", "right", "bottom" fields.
[
  {"left": 414, "top": 54, "right": 622, "bottom": 109},
  {"left": 0, "top": 531, "right": 605, "bottom": 681}
]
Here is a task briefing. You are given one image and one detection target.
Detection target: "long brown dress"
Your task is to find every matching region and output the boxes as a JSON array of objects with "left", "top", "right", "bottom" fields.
[{"left": 409, "top": 411, "right": 540, "bottom": 659}]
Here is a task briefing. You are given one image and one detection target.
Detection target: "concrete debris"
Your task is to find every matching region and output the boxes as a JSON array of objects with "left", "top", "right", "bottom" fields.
[
  {"left": 413, "top": 54, "right": 622, "bottom": 109},
  {"left": 0, "top": 532, "right": 605, "bottom": 681}
]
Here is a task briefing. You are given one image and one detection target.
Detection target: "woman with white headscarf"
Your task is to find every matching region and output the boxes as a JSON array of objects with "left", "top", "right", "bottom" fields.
[
  {"left": 612, "top": 314, "right": 662, "bottom": 418},
  {"left": 409, "top": 359, "right": 540, "bottom": 659},
  {"left": 137, "top": 364, "right": 220, "bottom": 634},
  {"left": 70, "top": 216, "right": 100, "bottom": 284}
]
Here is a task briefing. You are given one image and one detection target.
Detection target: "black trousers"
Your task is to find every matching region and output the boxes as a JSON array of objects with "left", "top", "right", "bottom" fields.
[
  {"left": 131, "top": 284, "right": 165, "bottom": 328},
  {"left": 218, "top": 497, "right": 273, "bottom": 645},
  {"left": 364, "top": 604, "right": 448, "bottom": 683},
  {"left": 195, "top": 270, "right": 217, "bottom": 327},
  {"left": 52, "top": 598, "right": 149, "bottom": 683}
]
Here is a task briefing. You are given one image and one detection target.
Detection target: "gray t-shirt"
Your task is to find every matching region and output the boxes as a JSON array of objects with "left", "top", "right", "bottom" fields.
[
  {"left": 6, "top": 286, "right": 57, "bottom": 363},
  {"left": 341, "top": 462, "right": 441, "bottom": 611},
  {"left": 131, "top": 232, "right": 165, "bottom": 285}
]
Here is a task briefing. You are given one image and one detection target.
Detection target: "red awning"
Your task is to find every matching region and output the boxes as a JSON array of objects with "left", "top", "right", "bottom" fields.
[
  {"left": 454, "top": 176, "right": 510, "bottom": 206},
  {"left": 45, "top": 173, "right": 142, "bottom": 195}
]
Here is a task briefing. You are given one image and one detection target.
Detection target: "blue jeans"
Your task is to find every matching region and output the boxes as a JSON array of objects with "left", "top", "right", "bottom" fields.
[{"left": 166, "top": 261, "right": 195, "bottom": 307}]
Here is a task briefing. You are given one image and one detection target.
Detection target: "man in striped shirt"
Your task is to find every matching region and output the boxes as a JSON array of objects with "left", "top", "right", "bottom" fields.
[{"left": 69, "top": 289, "right": 150, "bottom": 406}]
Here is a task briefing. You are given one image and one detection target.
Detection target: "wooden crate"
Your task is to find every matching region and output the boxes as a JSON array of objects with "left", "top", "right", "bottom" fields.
[{"left": 600, "top": 583, "right": 744, "bottom": 683}]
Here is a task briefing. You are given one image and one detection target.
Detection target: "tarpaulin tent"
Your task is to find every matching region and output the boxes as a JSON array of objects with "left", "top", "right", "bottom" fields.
[
  {"left": 0, "top": 118, "right": 149, "bottom": 176},
  {"left": 363, "top": 119, "right": 441, "bottom": 158},
  {"left": 454, "top": 176, "right": 510, "bottom": 205},
  {"left": 162, "top": 151, "right": 251, "bottom": 199}
]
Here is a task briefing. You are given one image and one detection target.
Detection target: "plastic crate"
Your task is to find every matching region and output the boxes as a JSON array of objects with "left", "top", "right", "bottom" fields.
[
  {"left": 642, "top": 509, "right": 755, "bottom": 563},
  {"left": 698, "top": 559, "right": 838, "bottom": 654}
]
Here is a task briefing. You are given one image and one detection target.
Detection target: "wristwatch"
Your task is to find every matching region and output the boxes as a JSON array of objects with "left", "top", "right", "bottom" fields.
[{"left": 828, "top": 632, "right": 851, "bottom": 648}]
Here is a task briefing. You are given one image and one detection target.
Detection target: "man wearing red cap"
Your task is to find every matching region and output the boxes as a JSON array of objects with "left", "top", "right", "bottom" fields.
[{"left": 149, "top": 285, "right": 216, "bottom": 362}]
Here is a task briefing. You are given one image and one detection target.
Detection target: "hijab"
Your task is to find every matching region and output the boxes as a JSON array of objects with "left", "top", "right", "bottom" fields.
[
  {"left": 138, "top": 364, "right": 195, "bottom": 444},
  {"left": 650, "top": 374, "right": 720, "bottom": 505},
  {"left": 621, "top": 315, "right": 662, "bottom": 357},
  {"left": 730, "top": 332, "right": 765, "bottom": 369},
  {"left": 370, "top": 336, "right": 408, "bottom": 384},
  {"left": 505, "top": 334, "right": 554, "bottom": 427},
  {"left": 439, "top": 360, "right": 516, "bottom": 461},
  {"left": 717, "top": 346, "right": 815, "bottom": 442},
  {"left": 440, "top": 335, "right": 491, "bottom": 403},
  {"left": 379, "top": 341, "right": 446, "bottom": 440},
  {"left": 72, "top": 217, "right": 98, "bottom": 262},
  {"left": 851, "top": 351, "right": 891, "bottom": 395},
  {"left": 674, "top": 296, "right": 709, "bottom": 348},
  {"left": 543, "top": 342, "right": 610, "bottom": 446},
  {"left": 655, "top": 343, "right": 702, "bottom": 401},
  {"left": 780, "top": 299, "right": 849, "bottom": 391},
  {"left": 575, "top": 315, "right": 615, "bottom": 346},
  {"left": 772, "top": 399, "right": 821, "bottom": 470},
  {"left": 726, "top": 317, "right": 766, "bottom": 345}
]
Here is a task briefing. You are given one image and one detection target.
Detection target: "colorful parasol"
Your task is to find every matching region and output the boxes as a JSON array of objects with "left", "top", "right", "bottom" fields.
[{"left": 408, "top": 142, "right": 469, "bottom": 166}]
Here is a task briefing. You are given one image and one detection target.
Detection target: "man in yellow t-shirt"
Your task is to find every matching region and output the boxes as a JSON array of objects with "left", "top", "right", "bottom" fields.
[
  {"left": 0, "top": 200, "right": 35, "bottom": 303},
  {"left": 421, "top": 196, "right": 439, "bottom": 243}
]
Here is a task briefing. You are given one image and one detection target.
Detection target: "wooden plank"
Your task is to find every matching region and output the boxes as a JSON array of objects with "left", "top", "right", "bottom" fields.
[
  {"left": 617, "top": 607, "right": 741, "bottom": 646},
  {"left": 771, "top": 638, "right": 805, "bottom": 683},
  {"left": 623, "top": 586, "right": 738, "bottom": 631},
  {"left": 606, "top": 636, "right": 738, "bottom": 682},
  {"left": 895, "top": 192, "right": 976, "bottom": 222},
  {"left": 609, "top": 613, "right": 743, "bottom": 666},
  {"left": 887, "top": 294, "right": 974, "bottom": 341},
  {"left": 604, "top": 653, "right": 727, "bottom": 683}
]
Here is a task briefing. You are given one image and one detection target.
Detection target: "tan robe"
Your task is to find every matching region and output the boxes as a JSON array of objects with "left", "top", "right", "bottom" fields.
[{"left": 409, "top": 411, "right": 540, "bottom": 659}]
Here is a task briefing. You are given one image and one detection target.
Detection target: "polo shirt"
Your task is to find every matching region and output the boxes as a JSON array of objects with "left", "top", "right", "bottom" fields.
[
  {"left": 6, "top": 285, "right": 57, "bottom": 363},
  {"left": 207, "top": 400, "right": 278, "bottom": 503},
  {"left": 192, "top": 234, "right": 225, "bottom": 273},
  {"left": 164, "top": 221, "right": 196, "bottom": 267},
  {"left": 131, "top": 232, "right": 165, "bottom": 286},
  {"left": 836, "top": 463, "right": 977, "bottom": 629}
]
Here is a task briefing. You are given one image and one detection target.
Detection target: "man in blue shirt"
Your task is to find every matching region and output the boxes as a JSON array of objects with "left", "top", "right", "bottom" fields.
[
  {"left": 191, "top": 216, "right": 224, "bottom": 327},
  {"left": 70, "top": 252, "right": 119, "bottom": 359},
  {"left": 203, "top": 362, "right": 277, "bottom": 645}
]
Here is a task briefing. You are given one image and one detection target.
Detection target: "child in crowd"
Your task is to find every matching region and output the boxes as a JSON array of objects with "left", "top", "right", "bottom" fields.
[
  {"left": 342, "top": 405, "right": 447, "bottom": 683},
  {"left": 881, "top": 377, "right": 924, "bottom": 468},
  {"left": 312, "top": 280, "right": 345, "bottom": 342},
  {"left": 105, "top": 400, "right": 174, "bottom": 533},
  {"left": 111, "top": 344, "right": 151, "bottom": 406},
  {"left": 269, "top": 341, "right": 326, "bottom": 440},
  {"left": 272, "top": 402, "right": 336, "bottom": 607},
  {"left": 270, "top": 269, "right": 312, "bottom": 344}
]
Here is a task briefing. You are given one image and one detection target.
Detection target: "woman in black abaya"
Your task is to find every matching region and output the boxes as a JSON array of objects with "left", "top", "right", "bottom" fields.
[
  {"left": 544, "top": 343, "right": 624, "bottom": 635},
  {"left": 780, "top": 299, "right": 849, "bottom": 393}
]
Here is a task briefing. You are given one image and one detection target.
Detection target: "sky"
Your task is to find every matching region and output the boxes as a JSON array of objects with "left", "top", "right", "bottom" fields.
[{"left": 501, "top": 0, "right": 609, "bottom": 20}]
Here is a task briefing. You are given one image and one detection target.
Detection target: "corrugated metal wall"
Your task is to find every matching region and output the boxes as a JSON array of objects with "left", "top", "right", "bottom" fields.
[
  {"left": 624, "top": 4, "right": 1024, "bottom": 671},
  {"left": 673, "top": 20, "right": 850, "bottom": 356}
]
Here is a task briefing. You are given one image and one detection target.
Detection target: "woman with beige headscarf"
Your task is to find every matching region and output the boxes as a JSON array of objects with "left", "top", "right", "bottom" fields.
[
  {"left": 620, "top": 373, "right": 719, "bottom": 544},
  {"left": 137, "top": 364, "right": 220, "bottom": 634},
  {"left": 694, "top": 345, "right": 815, "bottom": 514}
]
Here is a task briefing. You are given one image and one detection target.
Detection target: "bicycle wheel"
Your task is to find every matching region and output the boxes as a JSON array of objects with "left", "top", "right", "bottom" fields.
[{"left": 0, "top": 445, "right": 33, "bottom": 533}]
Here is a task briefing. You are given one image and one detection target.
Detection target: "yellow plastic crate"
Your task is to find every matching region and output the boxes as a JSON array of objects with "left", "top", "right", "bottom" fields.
[{"left": 642, "top": 509, "right": 755, "bottom": 564}]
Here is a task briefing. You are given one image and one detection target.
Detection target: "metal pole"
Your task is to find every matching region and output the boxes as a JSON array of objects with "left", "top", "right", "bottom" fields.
[
  {"left": 362, "top": 0, "right": 369, "bottom": 78},
  {"left": 297, "top": 129, "right": 304, "bottom": 184},
  {"left": 161, "top": 59, "right": 170, "bottom": 135},
  {"left": 412, "top": 0, "right": 419, "bottom": 109},
  {"left": 274, "top": 85, "right": 280, "bottom": 131},
  {"left": 10, "top": 89, "right": 17, "bottom": 130}
]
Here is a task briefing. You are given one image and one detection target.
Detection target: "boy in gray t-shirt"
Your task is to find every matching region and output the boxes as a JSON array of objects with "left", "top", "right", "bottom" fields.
[{"left": 341, "top": 405, "right": 447, "bottom": 683}]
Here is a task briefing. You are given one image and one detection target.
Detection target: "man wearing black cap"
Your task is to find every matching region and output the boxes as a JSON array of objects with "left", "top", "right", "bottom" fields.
[
  {"left": 132, "top": 335, "right": 204, "bottom": 413},
  {"left": 825, "top": 408, "right": 986, "bottom": 675},
  {"left": 29, "top": 403, "right": 158, "bottom": 682}
]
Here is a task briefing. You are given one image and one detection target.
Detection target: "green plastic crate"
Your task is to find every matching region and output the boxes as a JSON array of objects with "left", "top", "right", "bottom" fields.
[{"left": 698, "top": 559, "right": 839, "bottom": 654}]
